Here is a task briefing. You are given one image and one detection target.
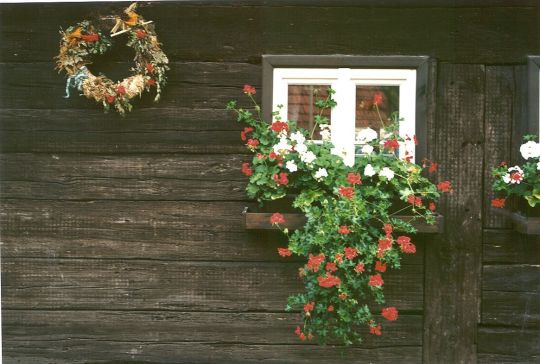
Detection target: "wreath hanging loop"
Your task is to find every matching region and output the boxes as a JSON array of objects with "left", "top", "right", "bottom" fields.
[{"left": 55, "top": 2, "right": 169, "bottom": 115}]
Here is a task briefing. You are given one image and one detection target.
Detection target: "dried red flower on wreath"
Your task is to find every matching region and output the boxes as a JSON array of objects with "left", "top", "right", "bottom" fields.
[
  {"left": 146, "top": 79, "right": 156, "bottom": 87},
  {"left": 106, "top": 95, "right": 116, "bottom": 104},
  {"left": 136, "top": 30, "right": 147, "bottom": 39},
  {"left": 81, "top": 33, "right": 99, "bottom": 42},
  {"left": 146, "top": 63, "right": 154, "bottom": 73}
]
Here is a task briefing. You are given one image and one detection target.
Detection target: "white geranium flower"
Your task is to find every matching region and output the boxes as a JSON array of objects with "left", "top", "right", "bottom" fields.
[
  {"left": 290, "top": 131, "right": 306, "bottom": 145},
  {"left": 364, "top": 164, "right": 376, "bottom": 177},
  {"left": 361, "top": 144, "right": 374, "bottom": 155},
  {"left": 503, "top": 166, "right": 525, "bottom": 184},
  {"left": 320, "top": 128, "right": 331, "bottom": 141},
  {"left": 520, "top": 141, "right": 540, "bottom": 160},
  {"left": 356, "top": 128, "right": 378, "bottom": 143},
  {"left": 379, "top": 167, "right": 395, "bottom": 181},
  {"left": 295, "top": 143, "right": 308, "bottom": 155},
  {"left": 301, "top": 151, "right": 316, "bottom": 164},
  {"left": 273, "top": 136, "right": 292, "bottom": 154},
  {"left": 314, "top": 168, "right": 328, "bottom": 180},
  {"left": 286, "top": 160, "right": 298, "bottom": 172},
  {"left": 537, "top": 161, "right": 540, "bottom": 170}
]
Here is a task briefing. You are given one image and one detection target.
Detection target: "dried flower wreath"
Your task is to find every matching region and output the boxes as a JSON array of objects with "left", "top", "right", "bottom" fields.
[{"left": 55, "top": 3, "right": 169, "bottom": 115}]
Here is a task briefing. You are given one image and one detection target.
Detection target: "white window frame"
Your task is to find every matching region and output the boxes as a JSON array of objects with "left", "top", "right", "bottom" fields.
[{"left": 272, "top": 67, "right": 417, "bottom": 164}]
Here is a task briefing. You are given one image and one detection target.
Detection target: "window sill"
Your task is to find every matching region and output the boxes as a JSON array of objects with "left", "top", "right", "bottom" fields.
[{"left": 242, "top": 208, "right": 444, "bottom": 234}]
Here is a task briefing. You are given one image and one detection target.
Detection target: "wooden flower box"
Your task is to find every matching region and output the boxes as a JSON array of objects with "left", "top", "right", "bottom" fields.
[{"left": 496, "top": 206, "right": 540, "bottom": 235}]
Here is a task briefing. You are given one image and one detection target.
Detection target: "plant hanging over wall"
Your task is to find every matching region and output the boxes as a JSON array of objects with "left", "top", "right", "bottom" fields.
[
  {"left": 491, "top": 136, "right": 540, "bottom": 208},
  {"left": 227, "top": 85, "right": 451, "bottom": 345},
  {"left": 55, "top": 3, "right": 169, "bottom": 115}
]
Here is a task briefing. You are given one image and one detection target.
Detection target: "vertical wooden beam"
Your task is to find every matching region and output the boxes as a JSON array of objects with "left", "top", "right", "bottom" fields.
[{"left": 424, "top": 64, "right": 485, "bottom": 363}]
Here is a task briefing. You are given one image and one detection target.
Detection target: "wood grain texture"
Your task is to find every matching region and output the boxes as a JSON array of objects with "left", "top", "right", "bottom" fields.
[
  {"left": 483, "top": 265, "right": 540, "bottom": 293},
  {"left": 423, "top": 64, "right": 484, "bottom": 363},
  {"left": 0, "top": 153, "right": 249, "bottom": 201},
  {"left": 483, "top": 66, "right": 514, "bottom": 228},
  {"left": 481, "top": 291, "right": 540, "bottom": 327},
  {"left": 0, "top": 3, "right": 537, "bottom": 63},
  {"left": 0, "top": 62, "right": 260, "bottom": 110},
  {"left": 483, "top": 229, "right": 540, "bottom": 264},
  {"left": 2, "top": 258, "right": 424, "bottom": 311},
  {"left": 3, "top": 310, "right": 422, "bottom": 347},
  {"left": 2, "top": 342, "right": 422, "bottom": 364},
  {"left": 477, "top": 326, "right": 540, "bottom": 358}
]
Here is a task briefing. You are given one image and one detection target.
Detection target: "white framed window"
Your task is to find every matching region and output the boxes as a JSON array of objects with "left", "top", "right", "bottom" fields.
[
  {"left": 272, "top": 68, "right": 416, "bottom": 164},
  {"left": 262, "top": 55, "right": 431, "bottom": 165}
]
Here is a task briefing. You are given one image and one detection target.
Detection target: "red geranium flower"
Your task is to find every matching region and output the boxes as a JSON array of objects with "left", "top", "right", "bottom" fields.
[
  {"left": 429, "top": 202, "right": 437, "bottom": 211},
  {"left": 303, "top": 301, "right": 315, "bottom": 313},
  {"left": 429, "top": 162, "right": 438, "bottom": 173},
  {"left": 327, "top": 305, "right": 334, "bottom": 312},
  {"left": 273, "top": 172, "right": 289, "bottom": 186},
  {"left": 317, "top": 273, "right": 342, "bottom": 288},
  {"left": 307, "top": 253, "right": 325, "bottom": 272},
  {"left": 338, "top": 186, "right": 355, "bottom": 199},
  {"left": 243, "top": 84, "right": 256, "bottom": 95},
  {"left": 354, "top": 262, "right": 365, "bottom": 273},
  {"left": 400, "top": 242, "right": 416, "bottom": 254},
  {"left": 299, "top": 332, "right": 306, "bottom": 341},
  {"left": 338, "top": 225, "right": 351, "bottom": 235},
  {"left": 437, "top": 181, "right": 452, "bottom": 192},
  {"left": 382, "top": 307, "right": 398, "bottom": 321},
  {"left": 491, "top": 198, "right": 506, "bottom": 208},
  {"left": 378, "top": 238, "right": 392, "bottom": 256},
  {"left": 334, "top": 253, "right": 344, "bottom": 264},
  {"left": 277, "top": 247, "right": 292, "bottom": 257},
  {"left": 136, "top": 30, "right": 147, "bottom": 39},
  {"left": 510, "top": 172, "right": 523, "bottom": 183},
  {"left": 384, "top": 139, "right": 400, "bottom": 151},
  {"left": 270, "top": 121, "right": 289, "bottom": 133},
  {"left": 325, "top": 262, "right": 337, "bottom": 272},
  {"left": 397, "top": 236, "right": 411, "bottom": 246},
  {"left": 347, "top": 172, "right": 362, "bottom": 185},
  {"left": 246, "top": 139, "right": 260, "bottom": 149},
  {"left": 383, "top": 224, "right": 393, "bottom": 237},
  {"left": 373, "top": 92, "right": 383, "bottom": 106},
  {"left": 106, "top": 95, "right": 115, "bottom": 104},
  {"left": 240, "top": 127, "right": 254, "bottom": 142},
  {"left": 344, "top": 246, "right": 358, "bottom": 260},
  {"left": 369, "top": 324, "right": 382, "bottom": 336},
  {"left": 241, "top": 162, "right": 253, "bottom": 177},
  {"left": 270, "top": 212, "right": 285, "bottom": 225},
  {"left": 407, "top": 195, "right": 423, "bottom": 207},
  {"left": 369, "top": 274, "right": 384, "bottom": 287},
  {"left": 81, "top": 33, "right": 99, "bottom": 42},
  {"left": 375, "top": 261, "right": 387, "bottom": 273},
  {"left": 295, "top": 326, "right": 302, "bottom": 336}
]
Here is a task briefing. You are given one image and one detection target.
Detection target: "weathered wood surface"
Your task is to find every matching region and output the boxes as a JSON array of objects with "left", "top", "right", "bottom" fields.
[
  {"left": 423, "top": 64, "right": 484, "bottom": 363},
  {"left": 3, "top": 310, "right": 422, "bottom": 347},
  {"left": 478, "top": 353, "right": 539, "bottom": 364},
  {"left": 0, "top": 62, "right": 259, "bottom": 110},
  {"left": 483, "top": 229, "right": 540, "bottom": 264},
  {"left": 2, "top": 342, "right": 423, "bottom": 364},
  {"left": 483, "top": 66, "right": 514, "bottom": 228},
  {"left": 2, "top": 258, "right": 424, "bottom": 311},
  {"left": 0, "top": 3, "right": 537, "bottom": 64},
  {"left": 481, "top": 291, "right": 540, "bottom": 327},
  {"left": 0, "top": 153, "right": 249, "bottom": 201},
  {"left": 477, "top": 327, "right": 540, "bottom": 358},
  {"left": 483, "top": 264, "right": 540, "bottom": 293}
]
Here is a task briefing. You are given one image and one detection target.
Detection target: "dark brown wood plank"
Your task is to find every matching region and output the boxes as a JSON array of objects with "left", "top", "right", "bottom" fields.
[
  {"left": 244, "top": 212, "right": 443, "bottom": 233},
  {"left": 423, "top": 64, "right": 485, "bottom": 363},
  {"left": 0, "top": 153, "right": 249, "bottom": 201},
  {"left": 0, "top": 200, "right": 251, "bottom": 233},
  {"left": 483, "top": 66, "right": 514, "bottom": 228},
  {"left": 2, "top": 341, "right": 422, "bottom": 364},
  {"left": 483, "top": 265, "right": 540, "bottom": 293},
  {"left": 1, "top": 4, "right": 537, "bottom": 64},
  {"left": 478, "top": 353, "right": 539, "bottom": 364},
  {"left": 483, "top": 229, "right": 540, "bottom": 264},
  {"left": 481, "top": 291, "right": 540, "bottom": 327},
  {"left": 477, "top": 326, "right": 540, "bottom": 358},
  {"left": 2, "top": 258, "right": 424, "bottom": 311},
  {"left": 0, "top": 62, "right": 259, "bottom": 110},
  {"left": 3, "top": 310, "right": 422, "bottom": 347}
]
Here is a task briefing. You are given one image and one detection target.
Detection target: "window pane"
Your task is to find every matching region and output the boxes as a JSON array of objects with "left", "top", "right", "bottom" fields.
[
  {"left": 355, "top": 85, "right": 400, "bottom": 142},
  {"left": 288, "top": 85, "right": 331, "bottom": 140}
]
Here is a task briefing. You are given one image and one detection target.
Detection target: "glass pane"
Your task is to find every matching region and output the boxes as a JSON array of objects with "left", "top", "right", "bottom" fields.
[
  {"left": 288, "top": 85, "right": 331, "bottom": 140},
  {"left": 355, "top": 86, "right": 400, "bottom": 147}
]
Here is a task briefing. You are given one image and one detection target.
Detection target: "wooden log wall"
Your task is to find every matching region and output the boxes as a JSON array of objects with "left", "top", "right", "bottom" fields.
[{"left": 0, "top": 2, "right": 538, "bottom": 363}]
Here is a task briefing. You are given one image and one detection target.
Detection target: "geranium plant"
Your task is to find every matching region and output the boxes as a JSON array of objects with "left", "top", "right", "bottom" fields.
[
  {"left": 227, "top": 85, "right": 451, "bottom": 345},
  {"left": 491, "top": 136, "right": 540, "bottom": 209}
]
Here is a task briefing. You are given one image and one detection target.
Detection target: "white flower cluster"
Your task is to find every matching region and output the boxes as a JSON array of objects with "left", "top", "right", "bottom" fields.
[
  {"left": 356, "top": 128, "right": 378, "bottom": 144},
  {"left": 314, "top": 168, "right": 328, "bottom": 180},
  {"left": 520, "top": 140, "right": 540, "bottom": 160},
  {"left": 319, "top": 124, "right": 331, "bottom": 141},
  {"left": 274, "top": 131, "right": 317, "bottom": 172},
  {"left": 363, "top": 164, "right": 395, "bottom": 181}
]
